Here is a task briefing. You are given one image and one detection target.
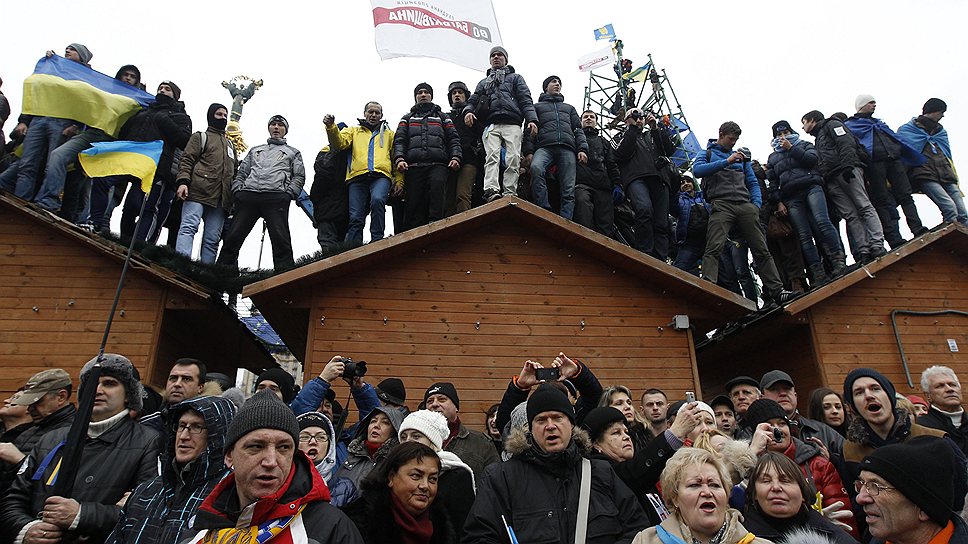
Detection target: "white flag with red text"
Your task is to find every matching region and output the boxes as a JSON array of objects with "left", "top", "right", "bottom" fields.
[{"left": 370, "top": 0, "right": 503, "bottom": 70}]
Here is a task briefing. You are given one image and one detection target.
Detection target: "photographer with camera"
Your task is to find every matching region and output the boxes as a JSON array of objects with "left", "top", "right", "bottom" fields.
[
  {"left": 614, "top": 107, "right": 677, "bottom": 261},
  {"left": 290, "top": 355, "right": 381, "bottom": 468}
]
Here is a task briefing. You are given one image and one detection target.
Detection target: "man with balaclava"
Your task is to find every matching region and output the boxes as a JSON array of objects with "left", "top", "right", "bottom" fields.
[
  {"left": 174, "top": 103, "right": 238, "bottom": 263},
  {"left": 444, "top": 81, "right": 483, "bottom": 215},
  {"left": 393, "top": 82, "right": 462, "bottom": 230},
  {"left": 216, "top": 115, "right": 305, "bottom": 271}
]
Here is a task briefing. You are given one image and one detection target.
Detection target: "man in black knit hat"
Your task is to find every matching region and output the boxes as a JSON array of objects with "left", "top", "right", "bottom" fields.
[
  {"left": 464, "top": 383, "right": 648, "bottom": 544},
  {"left": 424, "top": 381, "right": 497, "bottom": 483},
  {"left": 444, "top": 81, "right": 483, "bottom": 214},
  {"left": 254, "top": 367, "right": 297, "bottom": 404}
]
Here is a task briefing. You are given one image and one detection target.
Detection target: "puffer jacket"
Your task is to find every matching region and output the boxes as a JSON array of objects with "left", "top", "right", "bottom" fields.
[
  {"left": 232, "top": 137, "right": 305, "bottom": 198},
  {"left": 334, "top": 406, "right": 405, "bottom": 496},
  {"left": 327, "top": 121, "right": 402, "bottom": 186},
  {"left": 631, "top": 508, "right": 772, "bottom": 544},
  {"left": 530, "top": 93, "right": 588, "bottom": 152},
  {"left": 106, "top": 396, "right": 236, "bottom": 544},
  {"left": 119, "top": 96, "right": 192, "bottom": 183},
  {"left": 783, "top": 438, "right": 857, "bottom": 538},
  {"left": 614, "top": 124, "right": 675, "bottom": 189},
  {"left": 462, "top": 427, "right": 649, "bottom": 544},
  {"left": 809, "top": 118, "right": 863, "bottom": 178},
  {"left": 176, "top": 127, "right": 238, "bottom": 210},
  {"left": 693, "top": 140, "right": 763, "bottom": 206},
  {"left": 463, "top": 65, "right": 538, "bottom": 126},
  {"left": 0, "top": 413, "right": 161, "bottom": 544},
  {"left": 577, "top": 127, "right": 621, "bottom": 191},
  {"left": 0, "top": 404, "right": 75, "bottom": 494},
  {"left": 766, "top": 139, "right": 824, "bottom": 200},
  {"left": 393, "top": 102, "right": 462, "bottom": 167},
  {"left": 674, "top": 189, "right": 711, "bottom": 244},
  {"left": 184, "top": 452, "right": 362, "bottom": 544}
]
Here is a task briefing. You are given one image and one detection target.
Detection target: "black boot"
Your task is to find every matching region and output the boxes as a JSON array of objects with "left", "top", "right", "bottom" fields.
[
  {"left": 808, "top": 263, "right": 830, "bottom": 287},
  {"left": 830, "top": 250, "right": 847, "bottom": 277}
]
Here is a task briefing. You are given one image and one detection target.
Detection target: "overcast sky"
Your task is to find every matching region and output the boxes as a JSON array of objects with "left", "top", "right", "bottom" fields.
[{"left": 3, "top": 0, "right": 964, "bottom": 269}]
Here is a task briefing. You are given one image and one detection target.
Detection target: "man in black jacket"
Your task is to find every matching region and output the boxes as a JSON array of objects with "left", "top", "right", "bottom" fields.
[
  {"left": 464, "top": 384, "right": 649, "bottom": 544},
  {"left": 0, "top": 355, "right": 160, "bottom": 544},
  {"left": 918, "top": 365, "right": 968, "bottom": 454},
  {"left": 524, "top": 76, "right": 588, "bottom": 220},
  {"left": 463, "top": 46, "right": 538, "bottom": 202},
  {"left": 802, "top": 110, "right": 886, "bottom": 263},
  {"left": 394, "top": 83, "right": 461, "bottom": 230},
  {"left": 445, "top": 81, "right": 483, "bottom": 215},
  {"left": 574, "top": 110, "right": 621, "bottom": 239},
  {"left": 614, "top": 108, "right": 676, "bottom": 260}
]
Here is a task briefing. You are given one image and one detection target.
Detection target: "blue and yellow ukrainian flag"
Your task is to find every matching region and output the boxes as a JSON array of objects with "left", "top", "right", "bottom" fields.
[
  {"left": 21, "top": 55, "right": 154, "bottom": 137},
  {"left": 623, "top": 62, "right": 652, "bottom": 81},
  {"left": 594, "top": 24, "right": 616, "bottom": 41},
  {"left": 78, "top": 140, "right": 163, "bottom": 193}
]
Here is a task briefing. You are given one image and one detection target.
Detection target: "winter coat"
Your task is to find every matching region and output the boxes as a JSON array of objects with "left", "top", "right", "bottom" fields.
[
  {"left": 495, "top": 359, "right": 604, "bottom": 434},
  {"left": 741, "top": 506, "right": 857, "bottom": 544},
  {"left": 795, "top": 415, "right": 845, "bottom": 459},
  {"left": 844, "top": 114, "right": 926, "bottom": 167},
  {"left": 897, "top": 116, "right": 959, "bottom": 186},
  {"left": 449, "top": 104, "right": 483, "bottom": 163},
  {"left": 592, "top": 429, "right": 678, "bottom": 526},
  {"left": 327, "top": 120, "right": 400, "bottom": 185},
  {"left": 463, "top": 65, "right": 538, "bottom": 127},
  {"left": 809, "top": 118, "right": 863, "bottom": 178},
  {"left": 183, "top": 452, "right": 362, "bottom": 544},
  {"left": 342, "top": 481, "right": 457, "bottom": 544},
  {"left": 106, "top": 396, "right": 235, "bottom": 544},
  {"left": 309, "top": 146, "right": 350, "bottom": 227},
  {"left": 529, "top": 93, "right": 588, "bottom": 152},
  {"left": 335, "top": 406, "right": 405, "bottom": 496},
  {"left": 176, "top": 127, "right": 238, "bottom": 210},
  {"left": 631, "top": 507, "right": 772, "bottom": 544},
  {"left": 614, "top": 124, "right": 676, "bottom": 189},
  {"left": 674, "top": 189, "right": 711, "bottom": 245},
  {"left": 119, "top": 97, "right": 192, "bottom": 184},
  {"left": 577, "top": 127, "right": 621, "bottom": 191},
  {"left": 870, "top": 515, "right": 968, "bottom": 544},
  {"left": 1, "top": 414, "right": 161, "bottom": 543},
  {"left": 463, "top": 427, "right": 649, "bottom": 544},
  {"left": 692, "top": 141, "right": 763, "bottom": 206},
  {"left": 918, "top": 407, "right": 968, "bottom": 455},
  {"left": 766, "top": 140, "right": 824, "bottom": 200},
  {"left": 443, "top": 421, "right": 499, "bottom": 485},
  {"left": 232, "top": 137, "right": 305, "bottom": 199},
  {"left": 0, "top": 403, "right": 75, "bottom": 494},
  {"left": 393, "top": 102, "right": 462, "bottom": 167},
  {"left": 437, "top": 450, "right": 475, "bottom": 539},
  {"left": 782, "top": 438, "right": 857, "bottom": 538}
]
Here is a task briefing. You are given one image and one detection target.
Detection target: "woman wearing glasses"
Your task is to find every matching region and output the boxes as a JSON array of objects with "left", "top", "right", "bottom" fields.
[{"left": 297, "top": 411, "right": 356, "bottom": 507}]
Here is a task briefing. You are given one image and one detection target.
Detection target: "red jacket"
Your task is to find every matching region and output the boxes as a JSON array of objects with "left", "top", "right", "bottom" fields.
[{"left": 783, "top": 438, "right": 859, "bottom": 539}]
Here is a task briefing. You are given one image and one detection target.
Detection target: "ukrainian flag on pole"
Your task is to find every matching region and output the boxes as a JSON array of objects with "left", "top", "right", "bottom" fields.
[
  {"left": 21, "top": 55, "right": 154, "bottom": 137},
  {"left": 79, "top": 140, "right": 163, "bottom": 193}
]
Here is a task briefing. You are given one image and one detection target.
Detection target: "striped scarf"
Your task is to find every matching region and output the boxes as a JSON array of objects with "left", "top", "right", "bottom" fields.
[{"left": 186, "top": 505, "right": 307, "bottom": 544}]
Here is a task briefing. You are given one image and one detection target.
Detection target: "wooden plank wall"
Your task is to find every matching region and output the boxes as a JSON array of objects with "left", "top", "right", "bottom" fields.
[
  {"left": 307, "top": 225, "right": 701, "bottom": 428},
  {"left": 0, "top": 214, "right": 162, "bottom": 397},
  {"left": 812, "top": 244, "right": 968, "bottom": 396}
]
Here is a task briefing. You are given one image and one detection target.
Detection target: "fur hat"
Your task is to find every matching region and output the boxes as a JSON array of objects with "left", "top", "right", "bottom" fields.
[
  {"left": 527, "top": 383, "right": 575, "bottom": 426},
  {"left": 225, "top": 389, "right": 299, "bottom": 452},
  {"left": 80, "top": 354, "right": 144, "bottom": 413},
  {"left": 923, "top": 98, "right": 947, "bottom": 115},
  {"left": 399, "top": 409, "right": 449, "bottom": 450},
  {"left": 255, "top": 367, "right": 296, "bottom": 403},
  {"left": 861, "top": 436, "right": 956, "bottom": 526},
  {"left": 855, "top": 94, "right": 876, "bottom": 112}
]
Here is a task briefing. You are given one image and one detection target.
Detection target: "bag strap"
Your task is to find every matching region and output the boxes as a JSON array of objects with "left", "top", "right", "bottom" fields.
[{"left": 574, "top": 457, "right": 592, "bottom": 544}]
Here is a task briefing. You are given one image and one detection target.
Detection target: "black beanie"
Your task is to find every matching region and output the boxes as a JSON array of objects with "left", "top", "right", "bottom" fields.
[
  {"left": 843, "top": 368, "right": 896, "bottom": 414},
  {"left": 542, "top": 75, "right": 561, "bottom": 93},
  {"left": 771, "top": 120, "right": 793, "bottom": 137},
  {"left": 225, "top": 389, "right": 300, "bottom": 452},
  {"left": 527, "top": 383, "right": 575, "bottom": 427},
  {"left": 861, "top": 436, "right": 956, "bottom": 526},
  {"left": 424, "top": 382, "right": 459, "bottom": 410},
  {"left": 923, "top": 98, "right": 947, "bottom": 115},
  {"left": 447, "top": 81, "right": 469, "bottom": 107},
  {"left": 159, "top": 80, "right": 181, "bottom": 101},
  {"left": 582, "top": 407, "right": 626, "bottom": 443},
  {"left": 377, "top": 378, "right": 407, "bottom": 405},
  {"left": 207, "top": 103, "right": 228, "bottom": 128},
  {"left": 414, "top": 82, "right": 433, "bottom": 99},
  {"left": 268, "top": 114, "right": 289, "bottom": 134},
  {"left": 256, "top": 367, "right": 296, "bottom": 403},
  {"left": 743, "top": 398, "right": 788, "bottom": 428},
  {"left": 297, "top": 411, "right": 332, "bottom": 442}
]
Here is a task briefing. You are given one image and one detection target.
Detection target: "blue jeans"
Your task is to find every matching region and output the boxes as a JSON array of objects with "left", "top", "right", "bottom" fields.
[
  {"left": 921, "top": 181, "right": 968, "bottom": 224},
  {"left": 345, "top": 175, "right": 390, "bottom": 245},
  {"left": 530, "top": 146, "right": 577, "bottom": 219},
  {"left": 176, "top": 201, "right": 226, "bottom": 263},
  {"left": 33, "top": 128, "right": 109, "bottom": 210},
  {"left": 626, "top": 177, "right": 670, "bottom": 260},
  {"left": 5, "top": 117, "right": 73, "bottom": 200},
  {"left": 673, "top": 243, "right": 704, "bottom": 275},
  {"left": 785, "top": 184, "right": 843, "bottom": 265}
]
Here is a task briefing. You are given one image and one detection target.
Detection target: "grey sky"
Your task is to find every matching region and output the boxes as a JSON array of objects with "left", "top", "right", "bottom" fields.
[{"left": 3, "top": 0, "right": 963, "bottom": 268}]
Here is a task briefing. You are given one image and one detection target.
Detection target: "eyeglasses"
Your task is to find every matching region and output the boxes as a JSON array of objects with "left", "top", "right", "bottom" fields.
[
  {"left": 854, "top": 478, "right": 896, "bottom": 497},
  {"left": 176, "top": 423, "right": 206, "bottom": 435},
  {"left": 299, "top": 433, "right": 329, "bottom": 443}
]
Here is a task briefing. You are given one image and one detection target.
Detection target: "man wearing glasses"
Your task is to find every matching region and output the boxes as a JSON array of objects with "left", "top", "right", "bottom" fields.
[
  {"left": 856, "top": 436, "right": 968, "bottom": 543},
  {"left": 107, "top": 395, "right": 236, "bottom": 544}
]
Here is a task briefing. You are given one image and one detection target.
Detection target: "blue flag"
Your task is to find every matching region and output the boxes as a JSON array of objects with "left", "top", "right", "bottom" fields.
[{"left": 593, "top": 24, "right": 616, "bottom": 41}]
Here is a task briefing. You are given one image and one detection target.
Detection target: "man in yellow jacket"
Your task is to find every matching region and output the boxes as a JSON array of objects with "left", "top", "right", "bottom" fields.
[{"left": 324, "top": 102, "right": 401, "bottom": 245}]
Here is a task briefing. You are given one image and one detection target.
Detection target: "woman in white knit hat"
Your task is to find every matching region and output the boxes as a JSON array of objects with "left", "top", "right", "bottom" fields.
[{"left": 399, "top": 409, "right": 476, "bottom": 539}]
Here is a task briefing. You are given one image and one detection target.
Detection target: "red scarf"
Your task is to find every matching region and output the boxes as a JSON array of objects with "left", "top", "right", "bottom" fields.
[
  {"left": 390, "top": 493, "right": 433, "bottom": 544},
  {"left": 442, "top": 418, "right": 461, "bottom": 450},
  {"left": 365, "top": 440, "right": 382, "bottom": 458}
]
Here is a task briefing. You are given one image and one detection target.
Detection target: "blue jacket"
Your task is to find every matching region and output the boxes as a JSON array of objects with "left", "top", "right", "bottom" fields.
[
  {"left": 674, "top": 190, "right": 711, "bottom": 244},
  {"left": 691, "top": 140, "right": 762, "bottom": 207},
  {"left": 766, "top": 140, "right": 824, "bottom": 200},
  {"left": 290, "top": 379, "right": 381, "bottom": 468}
]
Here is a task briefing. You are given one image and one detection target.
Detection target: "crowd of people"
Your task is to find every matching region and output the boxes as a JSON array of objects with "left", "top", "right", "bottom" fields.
[
  {"left": 1, "top": 44, "right": 963, "bottom": 302},
  {"left": 1, "top": 353, "right": 967, "bottom": 544}
]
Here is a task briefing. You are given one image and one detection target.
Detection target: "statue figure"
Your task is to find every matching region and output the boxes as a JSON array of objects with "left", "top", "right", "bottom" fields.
[{"left": 221, "top": 75, "right": 263, "bottom": 153}]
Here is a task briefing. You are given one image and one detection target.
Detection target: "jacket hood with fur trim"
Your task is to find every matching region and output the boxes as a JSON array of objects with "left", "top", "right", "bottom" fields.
[{"left": 503, "top": 425, "right": 592, "bottom": 456}]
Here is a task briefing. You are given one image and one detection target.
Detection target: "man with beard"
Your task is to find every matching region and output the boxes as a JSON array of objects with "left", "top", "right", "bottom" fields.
[
  {"left": 393, "top": 83, "right": 461, "bottom": 230},
  {"left": 444, "top": 81, "right": 483, "bottom": 215}
]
